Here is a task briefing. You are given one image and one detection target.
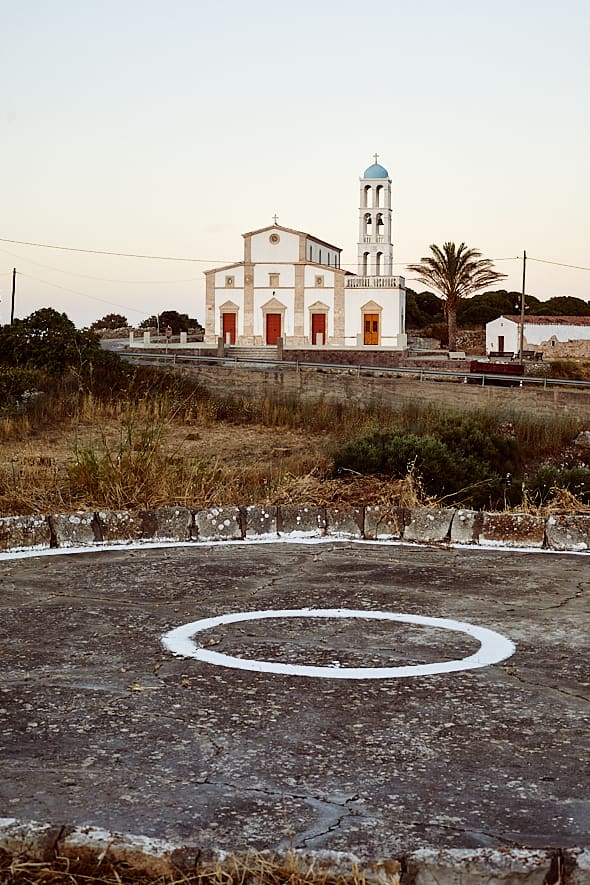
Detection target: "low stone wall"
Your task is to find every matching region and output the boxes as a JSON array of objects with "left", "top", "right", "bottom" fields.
[
  {"left": 175, "top": 363, "right": 590, "bottom": 421},
  {"left": 282, "top": 348, "right": 406, "bottom": 367},
  {"left": 0, "top": 818, "right": 588, "bottom": 882},
  {"left": 0, "top": 506, "right": 589, "bottom": 553}
]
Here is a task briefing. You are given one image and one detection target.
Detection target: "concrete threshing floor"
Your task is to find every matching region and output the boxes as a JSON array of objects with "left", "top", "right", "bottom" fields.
[{"left": 0, "top": 541, "right": 588, "bottom": 857}]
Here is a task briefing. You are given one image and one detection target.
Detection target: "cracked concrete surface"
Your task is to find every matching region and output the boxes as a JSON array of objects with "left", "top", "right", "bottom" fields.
[{"left": 0, "top": 541, "right": 588, "bottom": 857}]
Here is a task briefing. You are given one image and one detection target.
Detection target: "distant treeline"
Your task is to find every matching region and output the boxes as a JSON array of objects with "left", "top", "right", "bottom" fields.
[{"left": 407, "top": 289, "right": 590, "bottom": 331}]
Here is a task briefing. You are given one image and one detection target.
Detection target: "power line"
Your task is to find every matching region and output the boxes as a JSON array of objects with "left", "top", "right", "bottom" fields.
[
  {"left": 0, "top": 246, "right": 200, "bottom": 284},
  {"left": 0, "top": 236, "right": 233, "bottom": 264},
  {"left": 18, "top": 272, "right": 148, "bottom": 316},
  {"left": 528, "top": 256, "right": 590, "bottom": 273}
]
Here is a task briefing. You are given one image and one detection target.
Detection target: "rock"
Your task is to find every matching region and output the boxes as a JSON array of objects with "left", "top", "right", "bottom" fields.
[
  {"left": 96, "top": 510, "right": 143, "bottom": 544},
  {"left": 573, "top": 430, "right": 590, "bottom": 449},
  {"left": 49, "top": 511, "right": 101, "bottom": 547},
  {"left": 243, "top": 505, "right": 278, "bottom": 537},
  {"left": 480, "top": 512, "right": 545, "bottom": 548},
  {"left": 404, "top": 508, "right": 455, "bottom": 543},
  {"left": 450, "top": 510, "right": 484, "bottom": 545},
  {"left": 405, "top": 848, "right": 553, "bottom": 885},
  {"left": 278, "top": 506, "right": 326, "bottom": 536},
  {"left": 140, "top": 507, "right": 193, "bottom": 541},
  {"left": 326, "top": 507, "right": 364, "bottom": 538},
  {"left": 545, "top": 514, "right": 590, "bottom": 551},
  {"left": 364, "top": 506, "right": 410, "bottom": 540},
  {"left": 0, "top": 515, "right": 51, "bottom": 552},
  {"left": 195, "top": 507, "right": 243, "bottom": 540}
]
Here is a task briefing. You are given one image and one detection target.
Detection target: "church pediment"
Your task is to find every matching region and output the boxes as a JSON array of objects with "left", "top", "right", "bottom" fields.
[
  {"left": 261, "top": 296, "right": 287, "bottom": 311},
  {"left": 361, "top": 300, "right": 383, "bottom": 312},
  {"left": 308, "top": 300, "right": 329, "bottom": 311},
  {"left": 219, "top": 300, "right": 239, "bottom": 311}
]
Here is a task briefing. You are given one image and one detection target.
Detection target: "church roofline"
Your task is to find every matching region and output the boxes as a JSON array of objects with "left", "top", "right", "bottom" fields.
[
  {"left": 204, "top": 261, "right": 244, "bottom": 276},
  {"left": 242, "top": 223, "right": 342, "bottom": 253}
]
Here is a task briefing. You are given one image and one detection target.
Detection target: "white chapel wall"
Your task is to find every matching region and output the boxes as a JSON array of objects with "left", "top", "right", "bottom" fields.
[{"left": 250, "top": 230, "right": 299, "bottom": 263}]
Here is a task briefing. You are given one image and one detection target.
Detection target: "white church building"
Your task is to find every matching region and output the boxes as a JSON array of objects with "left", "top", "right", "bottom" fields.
[{"left": 203, "top": 159, "right": 407, "bottom": 350}]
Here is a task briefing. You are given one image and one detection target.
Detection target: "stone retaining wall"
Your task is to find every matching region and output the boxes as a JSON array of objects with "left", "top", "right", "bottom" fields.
[
  {"left": 0, "top": 507, "right": 588, "bottom": 553},
  {"left": 175, "top": 364, "right": 590, "bottom": 421},
  {"left": 0, "top": 818, "right": 588, "bottom": 883}
]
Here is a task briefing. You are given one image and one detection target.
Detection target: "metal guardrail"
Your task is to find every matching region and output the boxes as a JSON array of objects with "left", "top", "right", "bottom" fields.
[{"left": 121, "top": 350, "right": 590, "bottom": 391}]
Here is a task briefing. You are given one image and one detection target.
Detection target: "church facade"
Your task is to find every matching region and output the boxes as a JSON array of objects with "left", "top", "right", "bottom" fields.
[{"left": 204, "top": 159, "right": 407, "bottom": 350}]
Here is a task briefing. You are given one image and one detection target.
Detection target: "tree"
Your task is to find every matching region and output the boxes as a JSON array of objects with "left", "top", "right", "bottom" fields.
[
  {"left": 139, "top": 310, "right": 203, "bottom": 335},
  {"left": 531, "top": 296, "right": 590, "bottom": 317},
  {"left": 407, "top": 243, "right": 507, "bottom": 350},
  {"left": 91, "top": 313, "right": 129, "bottom": 330},
  {"left": 405, "top": 288, "right": 445, "bottom": 328},
  {"left": 0, "top": 308, "right": 105, "bottom": 374}
]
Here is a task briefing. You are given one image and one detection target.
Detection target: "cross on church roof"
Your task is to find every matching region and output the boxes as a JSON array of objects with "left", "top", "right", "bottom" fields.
[
  {"left": 272, "top": 214, "right": 279, "bottom": 225},
  {"left": 373, "top": 153, "right": 379, "bottom": 164}
]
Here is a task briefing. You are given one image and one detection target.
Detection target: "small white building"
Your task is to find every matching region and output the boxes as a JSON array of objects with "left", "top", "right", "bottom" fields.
[
  {"left": 486, "top": 314, "right": 590, "bottom": 357},
  {"left": 204, "top": 159, "right": 407, "bottom": 350}
]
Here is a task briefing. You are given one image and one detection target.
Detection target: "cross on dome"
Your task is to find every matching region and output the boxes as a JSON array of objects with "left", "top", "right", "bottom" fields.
[
  {"left": 272, "top": 214, "right": 279, "bottom": 225},
  {"left": 373, "top": 153, "right": 379, "bottom": 164}
]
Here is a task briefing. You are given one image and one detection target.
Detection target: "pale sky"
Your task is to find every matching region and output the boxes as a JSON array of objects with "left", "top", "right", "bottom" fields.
[{"left": 1, "top": 0, "right": 589, "bottom": 328}]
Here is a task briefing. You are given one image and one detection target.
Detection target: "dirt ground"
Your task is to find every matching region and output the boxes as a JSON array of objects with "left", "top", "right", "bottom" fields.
[{"left": 0, "top": 416, "right": 418, "bottom": 515}]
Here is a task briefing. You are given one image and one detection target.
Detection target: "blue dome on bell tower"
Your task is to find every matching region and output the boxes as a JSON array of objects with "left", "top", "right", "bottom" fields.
[{"left": 363, "top": 161, "right": 389, "bottom": 179}]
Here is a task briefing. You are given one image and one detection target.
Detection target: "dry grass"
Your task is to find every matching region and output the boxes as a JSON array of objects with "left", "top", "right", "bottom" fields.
[
  {"left": 1, "top": 372, "right": 588, "bottom": 517},
  {"left": 1, "top": 850, "right": 399, "bottom": 885}
]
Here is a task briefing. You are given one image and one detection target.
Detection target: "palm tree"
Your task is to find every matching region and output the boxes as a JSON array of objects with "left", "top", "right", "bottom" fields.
[{"left": 407, "top": 242, "right": 507, "bottom": 351}]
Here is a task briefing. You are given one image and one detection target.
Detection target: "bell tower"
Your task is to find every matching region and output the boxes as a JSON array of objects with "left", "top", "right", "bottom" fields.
[{"left": 357, "top": 154, "right": 393, "bottom": 277}]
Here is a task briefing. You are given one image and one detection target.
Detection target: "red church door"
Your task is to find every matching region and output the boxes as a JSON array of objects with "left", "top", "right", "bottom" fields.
[
  {"left": 311, "top": 313, "right": 326, "bottom": 345},
  {"left": 266, "top": 313, "right": 282, "bottom": 345},
  {"left": 222, "top": 313, "right": 236, "bottom": 345}
]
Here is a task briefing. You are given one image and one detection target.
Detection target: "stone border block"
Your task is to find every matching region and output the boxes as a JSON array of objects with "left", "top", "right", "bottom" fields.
[
  {"left": 243, "top": 505, "right": 278, "bottom": 537},
  {"left": 405, "top": 848, "right": 553, "bottom": 885},
  {"left": 49, "top": 511, "right": 101, "bottom": 548},
  {"left": 364, "top": 506, "right": 410, "bottom": 540},
  {"left": 545, "top": 515, "right": 590, "bottom": 551},
  {"left": 96, "top": 510, "right": 143, "bottom": 544},
  {"left": 139, "top": 507, "right": 193, "bottom": 541},
  {"left": 0, "top": 817, "right": 63, "bottom": 862},
  {"left": 326, "top": 506, "right": 364, "bottom": 538},
  {"left": 278, "top": 506, "right": 326, "bottom": 536},
  {"left": 0, "top": 514, "right": 51, "bottom": 552},
  {"left": 480, "top": 512, "right": 545, "bottom": 548},
  {"left": 404, "top": 508, "right": 455, "bottom": 543},
  {"left": 57, "top": 826, "right": 187, "bottom": 878},
  {"left": 195, "top": 507, "right": 243, "bottom": 540},
  {"left": 567, "top": 849, "right": 590, "bottom": 885},
  {"left": 451, "top": 510, "right": 484, "bottom": 545}
]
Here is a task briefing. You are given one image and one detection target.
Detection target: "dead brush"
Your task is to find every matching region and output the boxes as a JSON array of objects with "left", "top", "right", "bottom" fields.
[{"left": 2, "top": 850, "right": 399, "bottom": 885}]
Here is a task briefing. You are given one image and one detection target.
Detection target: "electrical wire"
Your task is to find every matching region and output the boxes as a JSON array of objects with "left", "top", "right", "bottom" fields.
[
  {"left": 528, "top": 256, "right": 590, "bottom": 273},
  {"left": 18, "top": 272, "right": 148, "bottom": 316},
  {"left": 0, "top": 236, "right": 234, "bottom": 264},
  {"left": 0, "top": 247, "right": 200, "bottom": 284}
]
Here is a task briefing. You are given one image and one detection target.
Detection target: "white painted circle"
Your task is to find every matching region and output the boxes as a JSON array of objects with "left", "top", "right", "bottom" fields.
[{"left": 161, "top": 608, "right": 515, "bottom": 680}]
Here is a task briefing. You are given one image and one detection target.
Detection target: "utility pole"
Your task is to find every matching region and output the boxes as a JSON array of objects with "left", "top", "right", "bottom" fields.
[
  {"left": 10, "top": 268, "right": 16, "bottom": 324},
  {"left": 519, "top": 251, "right": 526, "bottom": 364}
]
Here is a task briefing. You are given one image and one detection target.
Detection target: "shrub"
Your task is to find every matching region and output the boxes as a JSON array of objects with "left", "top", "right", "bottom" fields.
[
  {"left": 526, "top": 465, "right": 590, "bottom": 504},
  {"left": 333, "top": 428, "right": 512, "bottom": 507}
]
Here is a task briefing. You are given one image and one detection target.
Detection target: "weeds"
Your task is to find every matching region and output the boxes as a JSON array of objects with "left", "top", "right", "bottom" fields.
[
  {"left": 0, "top": 365, "right": 589, "bottom": 515},
  {"left": 2, "top": 849, "right": 398, "bottom": 885}
]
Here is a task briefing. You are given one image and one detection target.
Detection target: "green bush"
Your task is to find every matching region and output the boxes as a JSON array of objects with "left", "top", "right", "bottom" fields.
[
  {"left": 526, "top": 465, "right": 590, "bottom": 504},
  {"left": 333, "top": 428, "right": 514, "bottom": 507}
]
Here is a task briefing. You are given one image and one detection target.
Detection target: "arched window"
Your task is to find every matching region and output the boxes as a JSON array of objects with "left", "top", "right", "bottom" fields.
[
  {"left": 362, "top": 252, "right": 369, "bottom": 276},
  {"left": 364, "top": 213, "right": 372, "bottom": 237},
  {"left": 376, "top": 252, "right": 383, "bottom": 276},
  {"left": 376, "top": 213, "right": 384, "bottom": 241},
  {"left": 375, "top": 185, "right": 383, "bottom": 208},
  {"left": 363, "top": 185, "right": 371, "bottom": 208}
]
